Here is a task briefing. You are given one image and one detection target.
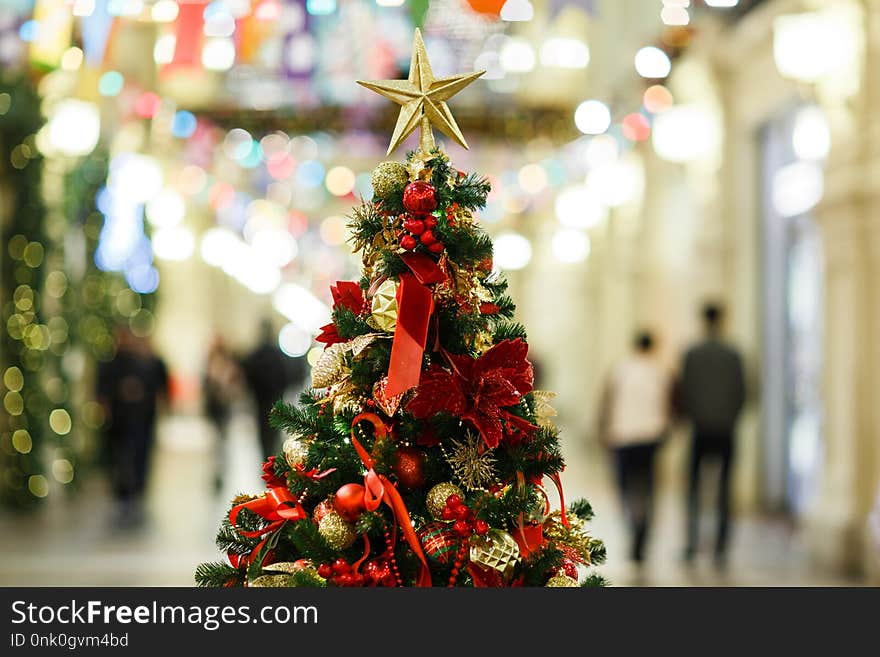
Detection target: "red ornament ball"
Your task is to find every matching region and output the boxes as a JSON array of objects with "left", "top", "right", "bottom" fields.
[
  {"left": 393, "top": 446, "right": 426, "bottom": 489},
  {"left": 446, "top": 493, "right": 463, "bottom": 509},
  {"left": 403, "top": 217, "right": 426, "bottom": 235},
  {"left": 403, "top": 181, "right": 437, "bottom": 214},
  {"left": 428, "top": 241, "right": 445, "bottom": 254},
  {"left": 332, "top": 558, "right": 351, "bottom": 575},
  {"left": 400, "top": 234, "right": 417, "bottom": 250},
  {"left": 419, "top": 230, "right": 437, "bottom": 246},
  {"left": 474, "top": 519, "right": 489, "bottom": 535},
  {"left": 333, "top": 483, "right": 366, "bottom": 521},
  {"left": 424, "top": 215, "right": 437, "bottom": 229},
  {"left": 317, "top": 563, "right": 333, "bottom": 579},
  {"left": 417, "top": 522, "right": 462, "bottom": 565}
]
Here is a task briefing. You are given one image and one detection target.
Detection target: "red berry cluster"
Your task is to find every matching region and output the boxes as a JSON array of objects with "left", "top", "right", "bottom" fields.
[
  {"left": 399, "top": 213, "right": 444, "bottom": 253},
  {"left": 441, "top": 494, "right": 488, "bottom": 538},
  {"left": 316, "top": 558, "right": 364, "bottom": 587},
  {"left": 400, "top": 181, "right": 444, "bottom": 254}
]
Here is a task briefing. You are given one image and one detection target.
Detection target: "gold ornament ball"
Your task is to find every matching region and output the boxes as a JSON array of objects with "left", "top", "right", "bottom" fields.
[
  {"left": 545, "top": 574, "right": 579, "bottom": 587},
  {"left": 283, "top": 436, "right": 309, "bottom": 469},
  {"left": 371, "top": 161, "right": 408, "bottom": 200},
  {"left": 318, "top": 511, "right": 357, "bottom": 550},
  {"left": 469, "top": 529, "right": 521, "bottom": 581},
  {"left": 426, "top": 482, "right": 464, "bottom": 520}
]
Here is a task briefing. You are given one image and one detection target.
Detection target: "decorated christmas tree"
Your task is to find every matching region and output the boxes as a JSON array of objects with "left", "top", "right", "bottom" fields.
[{"left": 196, "top": 30, "right": 605, "bottom": 588}]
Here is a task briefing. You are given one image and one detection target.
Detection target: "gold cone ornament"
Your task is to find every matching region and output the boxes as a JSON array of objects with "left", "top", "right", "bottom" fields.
[{"left": 358, "top": 29, "right": 485, "bottom": 156}]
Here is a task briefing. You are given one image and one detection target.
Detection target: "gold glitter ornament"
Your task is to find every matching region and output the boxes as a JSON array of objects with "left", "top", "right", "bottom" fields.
[
  {"left": 426, "top": 482, "right": 464, "bottom": 520},
  {"left": 311, "top": 343, "right": 350, "bottom": 388},
  {"left": 469, "top": 529, "right": 521, "bottom": 581},
  {"left": 445, "top": 432, "right": 496, "bottom": 491},
  {"left": 283, "top": 436, "right": 309, "bottom": 469},
  {"left": 318, "top": 511, "right": 357, "bottom": 550},
  {"left": 545, "top": 574, "right": 579, "bottom": 587},
  {"left": 249, "top": 574, "right": 291, "bottom": 588},
  {"left": 370, "top": 278, "right": 399, "bottom": 332},
  {"left": 371, "top": 161, "right": 408, "bottom": 200}
]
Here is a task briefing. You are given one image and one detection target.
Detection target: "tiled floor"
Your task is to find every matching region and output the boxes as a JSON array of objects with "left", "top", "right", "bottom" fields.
[{"left": 0, "top": 414, "right": 862, "bottom": 587}]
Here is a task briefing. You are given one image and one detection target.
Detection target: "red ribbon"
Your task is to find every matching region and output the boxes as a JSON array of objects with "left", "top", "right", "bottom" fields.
[
  {"left": 228, "top": 486, "right": 307, "bottom": 567},
  {"left": 548, "top": 472, "right": 569, "bottom": 528},
  {"left": 350, "top": 413, "right": 432, "bottom": 587},
  {"left": 400, "top": 252, "right": 447, "bottom": 285},
  {"left": 386, "top": 272, "right": 434, "bottom": 398}
]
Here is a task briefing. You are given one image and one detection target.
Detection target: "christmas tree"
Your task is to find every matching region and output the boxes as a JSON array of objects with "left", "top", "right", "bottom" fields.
[{"left": 196, "top": 30, "right": 605, "bottom": 588}]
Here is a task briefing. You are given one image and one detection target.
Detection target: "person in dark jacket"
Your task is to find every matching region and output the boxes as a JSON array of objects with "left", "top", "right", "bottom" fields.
[
  {"left": 242, "top": 320, "right": 304, "bottom": 459},
  {"left": 679, "top": 303, "right": 746, "bottom": 566},
  {"left": 97, "top": 327, "right": 169, "bottom": 526}
]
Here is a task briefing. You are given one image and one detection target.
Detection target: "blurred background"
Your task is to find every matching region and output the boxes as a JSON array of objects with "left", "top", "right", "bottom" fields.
[{"left": 1, "top": 0, "right": 879, "bottom": 587}]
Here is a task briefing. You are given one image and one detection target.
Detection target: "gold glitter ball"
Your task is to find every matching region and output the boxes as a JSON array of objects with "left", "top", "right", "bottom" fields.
[
  {"left": 318, "top": 511, "right": 357, "bottom": 550},
  {"left": 545, "top": 574, "right": 579, "bottom": 587},
  {"left": 371, "top": 161, "right": 408, "bottom": 200},
  {"left": 249, "top": 574, "right": 291, "bottom": 588},
  {"left": 283, "top": 436, "right": 309, "bottom": 469},
  {"left": 370, "top": 278, "right": 399, "bottom": 332},
  {"left": 469, "top": 529, "right": 521, "bottom": 581},
  {"left": 426, "top": 482, "right": 464, "bottom": 520}
]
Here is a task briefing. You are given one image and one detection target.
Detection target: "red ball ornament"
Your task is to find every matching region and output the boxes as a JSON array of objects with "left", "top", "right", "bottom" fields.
[
  {"left": 419, "top": 230, "right": 437, "bottom": 246},
  {"left": 403, "top": 181, "right": 437, "bottom": 214},
  {"left": 317, "top": 563, "right": 333, "bottom": 579},
  {"left": 332, "top": 558, "right": 351, "bottom": 575},
  {"left": 441, "top": 506, "right": 456, "bottom": 521},
  {"left": 404, "top": 218, "right": 426, "bottom": 235},
  {"left": 417, "top": 522, "right": 462, "bottom": 565},
  {"left": 428, "top": 241, "right": 445, "bottom": 254},
  {"left": 333, "top": 483, "right": 366, "bottom": 521},
  {"left": 424, "top": 215, "right": 437, "bottom": 229},
  {"left": 455, "top": 505, "right": 472, "bottom": 521},
  {"left": 446, "top": 493, "right": 463, "bottom": 509},
  {"left": 393, "top": 446, "right": 426, "bottom": 489},
  {"left": 400, "top": 234, "right": 417, "bottom": 250},
  {"left": 474, "top": 519, "right": 489, "bottom": 535}
]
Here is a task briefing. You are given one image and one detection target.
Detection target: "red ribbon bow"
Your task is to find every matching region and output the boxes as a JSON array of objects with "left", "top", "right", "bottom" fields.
[
  {"left": 228, "top": 486, "right": 307, "bottom": 568},
  {"left": 350, "top": 413, "right": 433, "bottom": 587}
]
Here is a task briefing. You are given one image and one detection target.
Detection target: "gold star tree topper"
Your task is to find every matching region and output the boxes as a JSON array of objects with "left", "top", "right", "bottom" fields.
[{"left": 358, "top": 29, "right": 485, "bottom": 156}]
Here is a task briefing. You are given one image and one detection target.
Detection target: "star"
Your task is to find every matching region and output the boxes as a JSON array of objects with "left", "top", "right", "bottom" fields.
[{"left": 358, "top": 29, "right": 485, "bottom": 156}]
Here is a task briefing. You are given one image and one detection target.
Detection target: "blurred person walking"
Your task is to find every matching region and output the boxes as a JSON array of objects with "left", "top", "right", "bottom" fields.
[
  {"left": 680, "top": 303, "right": 746, "bottom": 567},
  {"left": 598, "top": 331, "right": 674, "bottom": 566},
  {"left": 97, "top": 327, "right": 169, "bottom": 527},
  {"left": 203, "top": 335, "right": 243, "bottom": 493},
  {"left": 242, "top": 320, "right": 301, "bottom": 459}
]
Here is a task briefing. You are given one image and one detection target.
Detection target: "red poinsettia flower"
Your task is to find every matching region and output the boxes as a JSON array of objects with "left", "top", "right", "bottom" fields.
[
  {"left": 406, "top": 339, "right": 537, "bottom": 448},
  {"left": 316, "top": 281, "right": 366, "bottom": 348},
  {"left": 261, "top": 456, "right": 287, "bottom": 488}
]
